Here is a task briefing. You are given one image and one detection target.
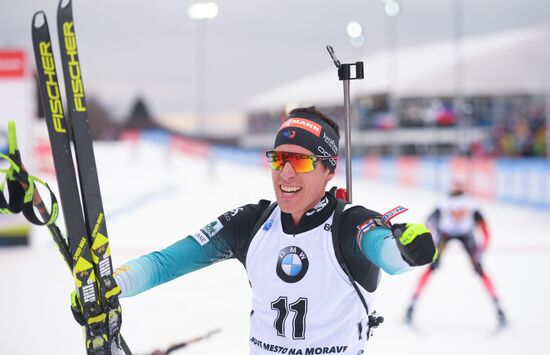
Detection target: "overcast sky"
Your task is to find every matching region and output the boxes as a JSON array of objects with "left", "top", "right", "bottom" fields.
[{"left": 1, "top": 0, "right": 548, "bottom": 119}]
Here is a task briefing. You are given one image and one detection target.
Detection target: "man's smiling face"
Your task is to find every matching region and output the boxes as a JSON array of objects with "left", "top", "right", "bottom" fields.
[{"left": 271, "top": 144, "right": 334, "bottom": 224}]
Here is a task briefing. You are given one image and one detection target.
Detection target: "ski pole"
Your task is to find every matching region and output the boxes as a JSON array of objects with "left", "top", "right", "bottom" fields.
[
  {"left": 326, "top": 45, "right": 364, "bottom": 203},
  {"left": 149, "top": 329, "right": 221, "bottom": 355}
]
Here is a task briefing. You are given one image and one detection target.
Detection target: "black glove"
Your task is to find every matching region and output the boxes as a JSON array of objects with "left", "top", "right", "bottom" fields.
[
  {"left": 70, "top": 290, "right": 86, "bottom": 326},
  {"left": 70, "top": 286, "right": 122, "bottom": 325},
  {"left": 391, "top": 223, "right": 438, "bottom": 266}
]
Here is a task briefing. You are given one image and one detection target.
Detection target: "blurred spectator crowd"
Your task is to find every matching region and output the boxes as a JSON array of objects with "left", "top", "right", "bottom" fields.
[{"left": 247, "top": 94, "right": 547, "bottom": 158}]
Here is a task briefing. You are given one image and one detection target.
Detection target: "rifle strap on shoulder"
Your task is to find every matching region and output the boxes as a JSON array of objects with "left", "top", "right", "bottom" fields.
[
  {"left": 242, "top": 200, "right": 277, "bottom": 267},
  {"left": 332, "top": 198, "right": 385, "bottom": 337},
  {"left": 331, "top": 199, "right": 370, "bottom": 316}
]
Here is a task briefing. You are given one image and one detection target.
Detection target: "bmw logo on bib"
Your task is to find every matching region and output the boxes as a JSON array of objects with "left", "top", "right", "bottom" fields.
[{"left": 276, "top": 246, "right": 309, "bottom": 283}]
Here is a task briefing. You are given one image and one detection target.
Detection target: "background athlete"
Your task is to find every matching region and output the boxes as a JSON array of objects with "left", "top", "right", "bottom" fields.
[
  {"left": 75, "top": 106, "right": 437, "bottom": 354},
  {"left": 404, "top": 183, "right": 507, "bottom": 328}
]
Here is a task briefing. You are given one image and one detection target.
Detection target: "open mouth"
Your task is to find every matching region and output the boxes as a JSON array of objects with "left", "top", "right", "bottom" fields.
[{"left": 280, "top": 185, "right": 302, "bottom": 194}]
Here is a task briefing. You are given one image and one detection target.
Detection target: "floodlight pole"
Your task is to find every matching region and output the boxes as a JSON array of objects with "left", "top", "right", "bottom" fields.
[{"left": 327, "top": 45, "right": 364, "bottom": 203}]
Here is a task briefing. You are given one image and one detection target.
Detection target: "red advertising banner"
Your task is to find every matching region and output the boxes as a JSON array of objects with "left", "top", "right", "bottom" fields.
[
  {"left": 397, "top": 156, "right": 421, "bottom": 187},
  {"left": 0, "top": 50, "right": 25, "bottom": 78},
  {"left": 362, "top": 156, "right": 380, "bottom": 180},
  {"left": 450, "top": 157, "right": 496, "bottom": 200}
]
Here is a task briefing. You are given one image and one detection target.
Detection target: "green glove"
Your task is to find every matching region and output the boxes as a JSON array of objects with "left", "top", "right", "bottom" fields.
[{"left": 391, "top": 223, "right": 438, "bottom": 266}]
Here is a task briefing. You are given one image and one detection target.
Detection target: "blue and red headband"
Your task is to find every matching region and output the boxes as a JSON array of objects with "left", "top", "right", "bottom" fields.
[{"left": 274, "top": 112, "right": 339, "bottom": 171}]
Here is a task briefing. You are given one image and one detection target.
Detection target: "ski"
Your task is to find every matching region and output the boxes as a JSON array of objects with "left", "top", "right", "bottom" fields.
[
  {"left": 5, "top": 121, "right": 71, "bottom": 268},
  {"left": 3, "top": 120, "right": 132, "bottom": 353},
  {"left": 32, "top": 11, "right": 110, "bottom": 354},
  {"left": 56, "top": 1, "right": 126, "bottom": 353}
]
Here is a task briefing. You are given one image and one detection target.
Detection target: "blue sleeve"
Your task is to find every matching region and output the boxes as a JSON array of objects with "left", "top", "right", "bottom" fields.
[
  {"left": 114, "top": 236, "right": 212, "bottom": 297},
  {"left": 114, "top": 202, "right": 268, "bottom": 297},
  {"left": 360, "top": 226, "right": 410, "bottom": 275}
]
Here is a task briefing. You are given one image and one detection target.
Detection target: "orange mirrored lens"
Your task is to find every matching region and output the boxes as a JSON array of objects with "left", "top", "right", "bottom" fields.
[{"left": 266, "top": 151, "right": 317, "bottom": 173}]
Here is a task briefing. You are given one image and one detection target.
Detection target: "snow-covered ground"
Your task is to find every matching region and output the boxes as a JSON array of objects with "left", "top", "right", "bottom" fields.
[{"left": 1, "top": 141, "right": 549, "bottom": 355}]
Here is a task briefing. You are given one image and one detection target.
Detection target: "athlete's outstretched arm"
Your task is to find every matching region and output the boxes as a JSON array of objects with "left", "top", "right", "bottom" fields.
[
  {"left": 358, "top": 226, "right": 411, "bottom": 275},
  {"left": 345, "top": 206, "right": 437, "bottom": 275},
  {"left": 114, "top": 202, "right": 267, "bottom": 297},
  {"left": 114, "top": 236, "right": 213, "bottom": 297}
]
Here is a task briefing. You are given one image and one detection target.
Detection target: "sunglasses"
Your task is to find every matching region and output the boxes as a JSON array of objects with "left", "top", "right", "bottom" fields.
[{"left": 265, "top": 150, "right": 336, "bottom": 173}]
